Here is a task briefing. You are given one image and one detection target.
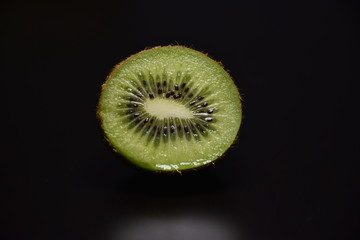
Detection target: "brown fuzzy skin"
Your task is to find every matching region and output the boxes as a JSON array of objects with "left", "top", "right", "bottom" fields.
[{"left": 96, "top": 45, "right": 243, "bottom": 174}]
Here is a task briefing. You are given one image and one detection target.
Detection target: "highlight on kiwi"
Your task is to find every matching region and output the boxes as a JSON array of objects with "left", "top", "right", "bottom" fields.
[{"left": 97, "top": 46, "right": 242, "bottom": 172}]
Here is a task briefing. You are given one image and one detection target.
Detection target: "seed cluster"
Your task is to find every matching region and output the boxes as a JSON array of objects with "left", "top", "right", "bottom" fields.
[{"left": 120, "top": 71, "right": 217, "bottom": 145}]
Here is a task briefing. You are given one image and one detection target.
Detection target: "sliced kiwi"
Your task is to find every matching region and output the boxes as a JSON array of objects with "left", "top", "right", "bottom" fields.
[{"left": 97, "top": 46, "right": 242, "bottom": 172}]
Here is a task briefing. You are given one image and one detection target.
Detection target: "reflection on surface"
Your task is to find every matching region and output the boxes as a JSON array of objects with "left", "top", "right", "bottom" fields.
[
  {"left": 103, "top": 172, "right": 244, "bottom": 240},
  {"left": 108, "top": 213, "right": 239, "bottom": 240}
]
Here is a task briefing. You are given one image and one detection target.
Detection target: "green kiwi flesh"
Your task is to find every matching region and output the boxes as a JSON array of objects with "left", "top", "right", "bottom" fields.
[{"left": 97, "top": 46, "right": 242, "bottom": 172}]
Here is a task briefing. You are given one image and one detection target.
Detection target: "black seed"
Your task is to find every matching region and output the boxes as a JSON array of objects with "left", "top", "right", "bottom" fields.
[
  {"left": 133, "top": 104, "right": 138, "bottom": 108},
  {"left": 174, "top": 94, "right": 180, "bottom": 99},
  {"left": 149, "top": 93, "right": 154, "bottom": 99},
  {"left": 170, "top": 125, "right": 175, "bottom": 133},
  {"left": 158, "top": 88, "right": 162, "bottom": 94},
  {"left": 163, "top": 126, "right": 168, "bottom": 134},
  {"left": 191, "top": 125, "right": 199, "bottom": 138},
  {"left": 170, "top": 91, "right": 175, "bottom": 95},
  {"left": 205, "top": 117, "right": 213, "bottom": 122},
  {"left": 157, "top": 82, "right": 161, "bottom": 88},
  {"left": 198, "top": 96, "right": 204, "bottom": 101},
  {"left": 166, "top": 91, "right": 172, "bottom": 98},
  {"left": 135, "top": 122, "right": 145, "bottom": 133},
  {"left": 184, "top": 126, "right": 190, "bottom": 134},
  {"left": 184, "top": 88, "right": 189, "bottom": 93},
  {"left": 126, "top": 110, "right": 134, "bottom": 114},
  {"left": 188, "top": 93, "right": 193, "bottom": 98},
  {"left": 143, "top": 80, "right": 147, "bottom": 86},
  {"left": 156, "top": 128, "right": 161, "bottom": 137},
  {"left": 150, "top": 127, "right": 157, "bottom": 136},
  {"left": 177, "top": 125, "right": 182, "bottom": 131},
  {"left": 144, "top": 118, "right": 149, "bottom": 123},
  {"left": 177, "top": 93, "right": 182, "bottom": 98},
  {"left": 128, "top": 97, "right": 135, "bottom": 101},
  {"left": 174, "top": 84, "right": 179, "bottom": 90},
  {"left": 189, "top": 101, "right": 196, "bottom": 105},
  {"left": 163, "top": 81, "right": 167, "bottom": 86},
  {"left": 202, "top": 102, "right": 208, "bottom": 107},
  {"left": 207, "top": 108, "right": 214, "bottom": 114},
  {"left": 181, "top": 83, "right": 186, "bottom": 88},
  {"left": 134, "top": 113, "right": 140, "bottom": 117}
]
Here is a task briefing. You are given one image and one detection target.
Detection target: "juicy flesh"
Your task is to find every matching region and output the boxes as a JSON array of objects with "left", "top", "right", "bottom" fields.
[{"left": 98, "top": 46, "right": 242, "bottom": 171}]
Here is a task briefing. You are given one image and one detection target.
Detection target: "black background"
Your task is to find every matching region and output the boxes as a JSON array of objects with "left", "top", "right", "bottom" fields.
[{"left": 1, "top": 0, "right": 359, "bottom": 239}]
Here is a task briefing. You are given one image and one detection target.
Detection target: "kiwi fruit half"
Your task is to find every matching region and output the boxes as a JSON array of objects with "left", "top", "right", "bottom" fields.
[{"left": 97, "top": 46, "right": 242, "bottom": 172}]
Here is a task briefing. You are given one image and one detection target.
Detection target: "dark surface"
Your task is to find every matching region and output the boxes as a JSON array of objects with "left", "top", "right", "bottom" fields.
[{"left": 1, "top": 0, "right": 359, "bottom": 239}]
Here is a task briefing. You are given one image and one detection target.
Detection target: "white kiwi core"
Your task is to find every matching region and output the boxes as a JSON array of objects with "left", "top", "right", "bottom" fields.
[{"left": 143, "top": 98, "right": 194, "bottom": 120}]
